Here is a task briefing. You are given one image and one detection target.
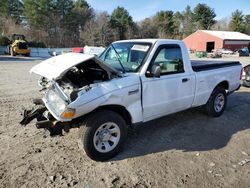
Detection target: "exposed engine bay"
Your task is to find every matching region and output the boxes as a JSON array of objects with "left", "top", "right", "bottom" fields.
[
  {"left": 20, "top": 53, "right": 123, "bottom": 136},
  {"left": 20, "top": 58, "right": 118, "bottom": 135},
  {"left": 39, "top": 59, "right": 113, "bottom": 101}
]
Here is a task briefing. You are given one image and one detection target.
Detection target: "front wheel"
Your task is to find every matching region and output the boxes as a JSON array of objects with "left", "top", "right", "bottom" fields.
[
  {"left": 205, "top": 86, "right": 227, "bottom": 117},
  {"left": 78, "top": 110, "right": 127, "bottom": 161}
]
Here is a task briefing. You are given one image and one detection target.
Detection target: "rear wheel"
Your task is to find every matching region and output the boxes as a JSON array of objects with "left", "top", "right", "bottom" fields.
[
  {"left": 78, "top": 110, "right": 127, "bottom": 161},
  {"left": 205, "top": 86, "right": 227, "bottom": 117}
]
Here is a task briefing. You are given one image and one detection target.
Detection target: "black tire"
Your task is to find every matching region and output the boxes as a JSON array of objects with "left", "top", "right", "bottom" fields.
[
  {"left": 78, "top": 110, "right": 127, "bottom": 161},
  {"left": 243, "top": 80, "right": 250, "bottom": 87},
  {"left": 205, "top": 86, "right": 227, "bottom": 117},
  {"left": 25, "top": 53, "right": 30, "bottom": 57}
]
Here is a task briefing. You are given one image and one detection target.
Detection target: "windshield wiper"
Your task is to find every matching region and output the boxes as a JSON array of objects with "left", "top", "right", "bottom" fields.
[{"left": 110, "top": 44, "right": 126, "bottom": 73}]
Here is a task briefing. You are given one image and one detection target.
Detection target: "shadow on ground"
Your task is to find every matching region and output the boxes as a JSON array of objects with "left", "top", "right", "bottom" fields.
[{"left": 113, "top": 91, "right": 250, "bottom": 161}]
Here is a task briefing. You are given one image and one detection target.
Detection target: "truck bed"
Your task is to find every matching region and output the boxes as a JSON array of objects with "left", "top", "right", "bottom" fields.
[{"left": 191, "top": 60, "right": 241, "bottom": 72}]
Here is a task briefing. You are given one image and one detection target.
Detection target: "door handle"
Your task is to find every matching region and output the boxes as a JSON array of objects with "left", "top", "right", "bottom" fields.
[
  {"left": 128, "top": 89, "right": 139, "bottom": 95},
  {"left": 182, "top": 78, "right": 190, "bottom": 83}
]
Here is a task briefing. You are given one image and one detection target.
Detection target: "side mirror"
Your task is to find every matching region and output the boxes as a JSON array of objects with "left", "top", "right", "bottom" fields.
[{"left": 151, "top": 65, "right": 161, "bottom": 78}]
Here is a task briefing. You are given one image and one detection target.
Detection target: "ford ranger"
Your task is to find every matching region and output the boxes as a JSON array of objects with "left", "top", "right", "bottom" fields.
[{"left": 20, "top": 39, "right": 242, "bottom": 161}]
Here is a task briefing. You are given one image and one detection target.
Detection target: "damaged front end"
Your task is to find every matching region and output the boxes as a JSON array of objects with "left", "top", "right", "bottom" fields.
[
  {"left": 20, "top": 82, "right": 74, "bottom": 136},
  {"left": 20, "top": 99, "right": 46, "bottom": 126},
  {"left": 20, "top": 98, "right": 67, "bottom": 136},
  {"left": 20, "top": 53, "right": 120, "bottom": 136}
]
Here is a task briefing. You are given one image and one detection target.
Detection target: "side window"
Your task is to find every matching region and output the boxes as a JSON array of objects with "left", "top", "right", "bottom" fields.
[{"left": 152, "top": 45, "right": 184, "bottom": 75}]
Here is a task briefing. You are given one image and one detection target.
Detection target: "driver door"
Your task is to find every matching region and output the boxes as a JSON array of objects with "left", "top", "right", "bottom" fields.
[{"left": 141, "top": 44, "right": 195, "bottom": 121}]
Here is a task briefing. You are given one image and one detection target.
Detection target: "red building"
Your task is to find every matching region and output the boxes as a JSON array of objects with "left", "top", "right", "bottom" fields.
[{"left": 183, "top": 30, "right": 250, "bottom": 52}]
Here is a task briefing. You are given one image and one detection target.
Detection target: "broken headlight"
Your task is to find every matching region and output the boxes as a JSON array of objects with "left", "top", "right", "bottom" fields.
[{"left": 46, "top": 90, "right": 67, "bottom": 116}]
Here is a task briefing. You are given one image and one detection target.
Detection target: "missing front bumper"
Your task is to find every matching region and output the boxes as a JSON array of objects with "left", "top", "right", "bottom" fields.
[
  {"left": 20, "top": 106, "right": 46, "bottom": 126},
  {"left": 20, "top": 98, "right": 67, "bottom": 136}
]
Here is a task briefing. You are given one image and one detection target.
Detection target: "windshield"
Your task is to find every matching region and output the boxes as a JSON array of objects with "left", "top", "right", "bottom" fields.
[{"left": 99, "top": 42, "right": 151, "bottom": 72}]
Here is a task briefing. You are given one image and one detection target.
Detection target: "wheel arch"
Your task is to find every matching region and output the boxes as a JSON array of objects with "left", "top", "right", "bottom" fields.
[
  {"left": 92, "top": 104, "right": 132, "bottom": 126},
  {"left": 204, "top": 80, "right": 229, "bottom": 105},
  {"left": 215, "top": 80, "right": 229, "bottom": 91}
]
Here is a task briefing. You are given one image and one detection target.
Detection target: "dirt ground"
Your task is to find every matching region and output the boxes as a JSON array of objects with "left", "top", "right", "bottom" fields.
[{"left": 0, "top": 55, "right": 250, "bottom": 188}]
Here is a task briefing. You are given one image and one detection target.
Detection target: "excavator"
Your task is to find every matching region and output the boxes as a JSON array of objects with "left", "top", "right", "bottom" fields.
[{"left": 7, "top": 34, "right": 31, "bottom": 56}]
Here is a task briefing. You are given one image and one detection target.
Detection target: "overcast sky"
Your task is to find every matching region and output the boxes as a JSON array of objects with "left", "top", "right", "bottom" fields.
[{"left": 87, "top": 0, "right": 250, "bottom": 21}]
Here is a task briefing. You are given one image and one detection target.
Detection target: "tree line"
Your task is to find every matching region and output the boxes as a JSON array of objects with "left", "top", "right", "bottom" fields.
[{"left": 0, "top": 0, "right": 249, "bottom": 47}]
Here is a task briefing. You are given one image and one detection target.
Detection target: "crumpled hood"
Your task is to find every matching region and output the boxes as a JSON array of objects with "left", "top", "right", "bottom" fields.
[{"left": 30, "top": 52, "right": 119, "bottom": 80}]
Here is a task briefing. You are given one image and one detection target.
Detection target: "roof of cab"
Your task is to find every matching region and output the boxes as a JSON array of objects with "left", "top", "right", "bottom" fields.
[{"left": 113, "top": 38, "right": 182, "bottom": 44}]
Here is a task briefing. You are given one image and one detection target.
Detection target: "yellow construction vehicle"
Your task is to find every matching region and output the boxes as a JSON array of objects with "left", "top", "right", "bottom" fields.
[{"left": 8, "top": 34, "right": 31, "bottom": 56}]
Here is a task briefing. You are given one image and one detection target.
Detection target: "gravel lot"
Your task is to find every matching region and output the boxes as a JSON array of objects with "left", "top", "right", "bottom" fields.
[{"left": 0, "top": 55, "right": 250, "bottom": 188}]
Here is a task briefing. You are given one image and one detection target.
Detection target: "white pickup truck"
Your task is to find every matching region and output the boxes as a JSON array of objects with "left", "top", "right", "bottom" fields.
[{"left": 21, "top": 39, "right": 242, "bottom": 161}]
